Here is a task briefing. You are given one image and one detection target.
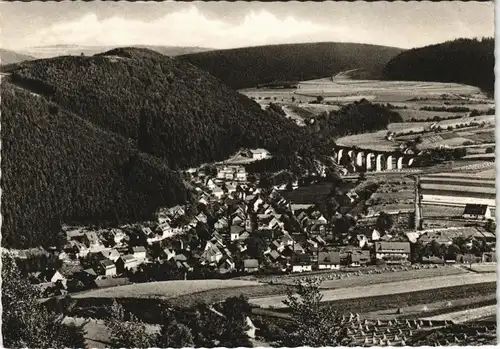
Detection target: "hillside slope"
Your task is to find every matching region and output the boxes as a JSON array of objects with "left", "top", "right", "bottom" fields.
[
  {"left": 178, "top": 42, "right": 404, "bottom": 89},
  {"left": 2, "top": 47, "right": 329, "bottom": 248},
  {"left": 0, "top": 48, "right": 35, "bottom": 65},
  {"left": 7, "top": 47, "right": 319, "bottom": 170},
  {"left": 383, "top": 38, "right": 494, "bottom": 94},
  {"left": 1, "top": 82, "right": 191, "bottom": 249}
]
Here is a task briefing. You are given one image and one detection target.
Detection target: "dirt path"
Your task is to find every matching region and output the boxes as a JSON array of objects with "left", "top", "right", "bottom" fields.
[{"left": 249, "top": 273, "right": 496, "bottom": 309}]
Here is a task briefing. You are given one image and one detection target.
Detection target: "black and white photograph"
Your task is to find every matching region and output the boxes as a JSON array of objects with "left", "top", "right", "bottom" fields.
[{"left": 0, "top": 1, "right": 496, "bottom": 348}]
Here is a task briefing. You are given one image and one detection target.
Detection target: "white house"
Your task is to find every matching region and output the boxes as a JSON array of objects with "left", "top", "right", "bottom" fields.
[
  {"left": 248, "top": 148, "right": 270, "bottom": 160},
  {"left": 462, "top": 204, "right": 491, "bottom": 220},
  {"left": 99, "top": 259, "right": 117, "bottom": 276},
  {"left": 132, "top": 246, "right": 147, "bottom": 263},
  {"left": 212, "top": 186, "right": 224, "bottom": 199}
]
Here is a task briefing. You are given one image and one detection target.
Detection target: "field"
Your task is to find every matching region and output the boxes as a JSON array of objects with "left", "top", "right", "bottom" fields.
[
  {"left": 421, "top": 204, "right": 465, "bottom": 218},
  {"left": 364, "top": 294, "right": 496, "bottom": 320},
  {"left": 466, "top": 263, "right": 497, "bottom": 273},
  {"left": 72, "top": 279, "right": 262, "bottom": 300},
  {"left": 260, "top": 281, "right": 495, "bottom": 315},
  {"left": 317, "top": 266, "right": 467, "bottom": 289},
  {"left": 249, "top": 272, "right": 496, "bottom": 308},
  {"left": 424, "top": 304, "right": 497, "bottom": 324},
  {"left": 168, "top": 284, "right": 290, "bottom": 307}
]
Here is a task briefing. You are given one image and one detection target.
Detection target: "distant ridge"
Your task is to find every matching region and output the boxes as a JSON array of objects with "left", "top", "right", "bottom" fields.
[
  {"left": 17, "top": 44, "right": 214, "bottom": 59},
  {"left": 0, "top": 48, "right": 35, "bottom": 65},
  {"left": 178, "top": 42, "right": 404, "bottom": 89}
]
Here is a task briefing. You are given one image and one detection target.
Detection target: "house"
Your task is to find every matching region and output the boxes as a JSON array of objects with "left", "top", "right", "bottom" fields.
[
  {"left": 132, "top": 246, "right": 147, "bottom": 262},
  {"left": 215, "top": 217, "right": 229, "bottom": 231},
  {"left": 195, "top": 212, "right": 208, "bottom": 224},
  {"left": 101, "top": 249, "right": 121, "bottom": 262},
  {"left": 42, "top": 270, "right": 66, "bottom": 284},
  {"left": 230, "top": 225, "right": 245, "bottom": 241},
  {"left": 98, "top": 259, "right": 117, "bottom": 276},
  {"left": 226, "top": 183, "right": 237, "bottom": 194},
  {"left": 357, "top": 234, "right": 369, "bottom": 248},
  {"left": 212, "top": 186, "right": 225, "bottom": 199},
  {"left": 268, "top": 249, "right": 281, "bottom": 261},
  {"left": 238, "top": 232, "right": 250, "bottom": 242},
  {"left": 110, "top": 229, "right": 128, "bottom": 245},
  {"left": 83, "top": 231, "right": 104, "bottom": 250},
  {"left": 243, "top": 259, "right": 260, "bottom": 273},
  {"left": 162, "top": 248, "right": 176, "bottom": 261},
  {"left": 293, "top": 243, "right": 306, "bottom": 254},
  {"left": 317, "top": 250, "right": 341, "bottom": 270},
  {"left": 218, "top": 256, "right": 235, "bottom": 274},
  {"left": 200, "top": 242, "right": 223, "bottom": 265},
  {"left": 350, "top": 249, "right": 371, "bottom": 266},
  {"left": 374, "top": 242, "right": 411, "bottom": 264},
  {"left": 462, "top": 204, "right": 491, "bottom": 220},
  {"left": 372, "top": 229, "right": 381, "bottom": 241},
  {"left": 115, "top": 255, "right": 139, "bottom": 273},
  {"left": 244, "top": 148, "right": 270, "bottom": 160},
  {"left": 167, "top": 205, "right": 186, "bottom": 218},
  {"left": 291, "top": 254, "right": 312, "bottom": 273},
  {"left": 210, "top": 232, "right": 225, "bottom": 247},
  {"left": 206, "top": 178, "right": 217, "bottom": 190}
]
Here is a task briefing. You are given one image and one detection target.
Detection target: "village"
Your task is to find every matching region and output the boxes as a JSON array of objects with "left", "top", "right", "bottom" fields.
[{"left": 10, "top": 148, "right": 496, "bottom": 299}]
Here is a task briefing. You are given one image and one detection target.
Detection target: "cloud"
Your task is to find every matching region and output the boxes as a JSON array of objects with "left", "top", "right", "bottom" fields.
[
  {"left": 13, "top": 3, "right": 494, "bottom": 50},
  {"left": 20, "top": 6, "right": 329, "bottom": 49}
]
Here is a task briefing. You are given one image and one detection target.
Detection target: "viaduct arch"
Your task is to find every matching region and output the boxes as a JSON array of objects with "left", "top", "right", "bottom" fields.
[{"left": 334, "top": 146, "right": 415, "bottom": 172}]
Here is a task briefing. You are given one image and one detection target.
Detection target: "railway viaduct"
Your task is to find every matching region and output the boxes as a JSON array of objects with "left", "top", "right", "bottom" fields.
[{"left": 334, "top": 146, "right": 416, "bottom": 172}]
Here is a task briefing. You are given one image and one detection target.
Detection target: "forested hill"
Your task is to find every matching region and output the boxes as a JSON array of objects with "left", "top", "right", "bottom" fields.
[
  {"left": 382, "top": 38, "right": 494, "bottom": 94},
  {"left": 8, "top": 47, "right": 318, "bottom": 170},
  {"left": 0, "top": 48, "right": 35, "bottom": 65},
  {"left": 178, "top": 42, "right": 404, "bottom": 89},
  {"left": 2, "top": 82, "right": 190, "bottom": 248},
  {"left": 3, "top": 47, "right": 327, "bottom": 248}
]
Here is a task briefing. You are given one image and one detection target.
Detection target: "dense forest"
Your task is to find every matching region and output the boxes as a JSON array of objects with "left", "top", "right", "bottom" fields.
[
  {"left": 308, "top": 99, "right": 403, "bottom": 138},
  {"left": 2, "top": 47, "right": 334, "bottom": 248},
  {"left": 7, "top": 47, "right": 325, "bottom": 170},
  {"left": 1, "top": 82, "right": 191, "bottom": 248},
  {"left": 179, "top": 42, "right": 403, "bottom": 89},
  {"left": 383, "top": 38, "right": 494, "bottom": 94}
]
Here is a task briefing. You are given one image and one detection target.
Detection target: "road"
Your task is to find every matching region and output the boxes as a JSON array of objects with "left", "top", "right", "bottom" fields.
[{"left": 249, "top": 272, "right": 496, "bottom": 309}]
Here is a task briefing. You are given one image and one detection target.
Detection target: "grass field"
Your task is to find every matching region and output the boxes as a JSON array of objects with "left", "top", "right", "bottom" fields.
[
  {"left": 364, "top": 294, "right": 496, "bottom": 320},
  {"left": 261, "top": 281, "right": 496, "bottom": 315},
  {"left": 72, "top": 279, "right": 262, "bottom": 300},
  {"left": 317, "top": 267, "right": 467, "bottom": 289},
  {"left": 250, "top": 272, "right": 496, "bottom": 309},
  {"left": 396, "top": 109, "right": 468, "bottom": 122},
  {"left": 168, "top": 284, "right": 290, "bottom": 307},
  {"left": 424, "top": 304, "right": 497, "bottom": 324},
  {"left": 466, "top": 263, "right": 497, "bottom": 273}
]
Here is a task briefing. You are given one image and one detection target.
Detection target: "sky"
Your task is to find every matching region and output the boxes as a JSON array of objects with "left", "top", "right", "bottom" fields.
[{"left": 0, "top": 1, "right": 494, "bottom": 50}]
